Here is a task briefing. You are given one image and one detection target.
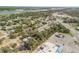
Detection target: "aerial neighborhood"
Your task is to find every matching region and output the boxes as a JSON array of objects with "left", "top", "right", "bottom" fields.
[{"left": 0, "top": 7, "right": 79, "bottom": 53}]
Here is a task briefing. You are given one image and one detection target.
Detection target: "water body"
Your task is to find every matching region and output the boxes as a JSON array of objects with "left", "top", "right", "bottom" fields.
[{"left": 0, "top": 9, "right": 48, "bottom": 15}]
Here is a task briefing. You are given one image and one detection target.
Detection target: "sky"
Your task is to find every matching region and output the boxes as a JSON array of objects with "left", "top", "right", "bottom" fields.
[{"left": 0, "top": 0, "right": 78, "bottom": 7}]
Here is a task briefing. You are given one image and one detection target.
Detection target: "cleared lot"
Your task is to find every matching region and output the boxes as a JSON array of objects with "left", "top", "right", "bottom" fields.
[{"left": 34, "top": 32, "right": 79, "bottom": 53}]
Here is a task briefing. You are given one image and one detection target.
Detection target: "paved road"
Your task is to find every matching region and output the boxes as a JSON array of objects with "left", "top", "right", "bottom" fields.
[{"left": 56, "top": 17, "right": 79, "bottom": 41}]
